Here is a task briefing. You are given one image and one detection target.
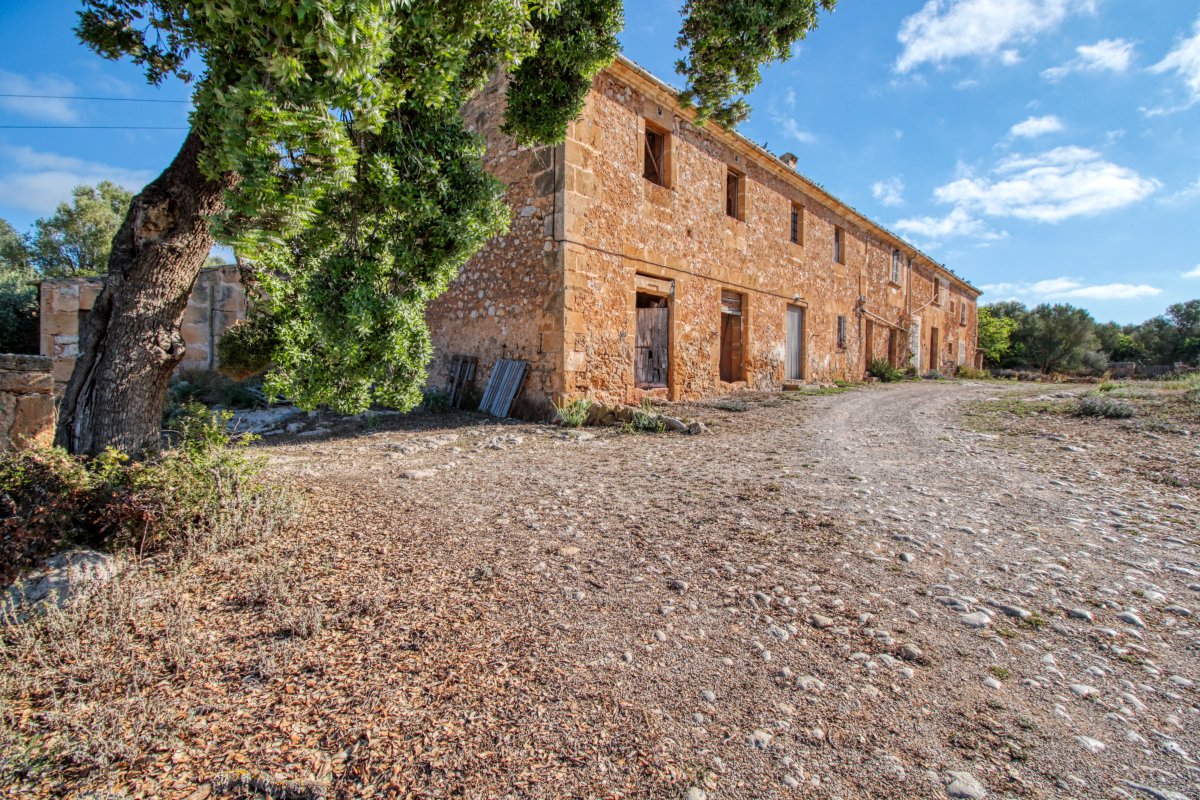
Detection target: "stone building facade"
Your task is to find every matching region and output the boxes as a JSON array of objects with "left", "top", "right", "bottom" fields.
[
  {"left": 425, "top": 57, "right": 981, "bottom": 414},
  {"left": 38, "top": 267, "right": 247, "bottom": 392},
  {"left": 0, "top": 354, "right": 55, "bottom": 451}
]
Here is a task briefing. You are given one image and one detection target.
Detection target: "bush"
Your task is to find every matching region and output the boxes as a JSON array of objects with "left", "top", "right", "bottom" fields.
[
  {"left": 169, "top": 368, "right": 264, "bottom": 410},
  {"left": 0, "top": 271, "right": 37, "bottom": 354},
  {"left": 1076, "top": 395, "right": 1135, "bottom": 419},
  {"left": 216, "top": 319, "right": 275, "bottom": 380},
  {"left": 421, "top": 388, "right": 452, "bottom": 413},
  {"left": 553, "top": 397, "right": 592, "bottom": 427},
  {"left": 956, "top": 366, "right": 990, "bottom": 380},
  {"left": 0, "top": 404, "right": 288, "bottom": 584},
  {"left": 866, "top": 358, "right": 904, "bottom": 383},
  {"left": 627, "top": 397, "right": 666, "bottom": 433},
  {"left": 923, "top": 370, "right": 945, "bottom": 380}
]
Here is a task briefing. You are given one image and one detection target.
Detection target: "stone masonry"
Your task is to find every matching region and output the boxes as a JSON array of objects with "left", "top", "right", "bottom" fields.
[
  {"left": 39, "top": 267, "right": 247, "bottom": 392},
  {"left": 0, "top": 354, "right": 55, "bottom": 451},
  {"left": 426, "top": 57, "right": 981, "bottom": 414}
]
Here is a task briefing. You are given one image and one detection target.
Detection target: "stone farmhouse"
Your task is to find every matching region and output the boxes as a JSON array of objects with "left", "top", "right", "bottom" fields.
[
  {"left": 35, "top": 56, "right": 980, "bottom": 418},
  {"left": 427, "top": 56, "right": 981, "bottom": 415}
]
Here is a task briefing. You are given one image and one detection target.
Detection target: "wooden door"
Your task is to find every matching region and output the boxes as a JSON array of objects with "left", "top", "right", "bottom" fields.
[
  {"left": 929, "top": 327, "right": 939, "bottom": 371},
  {"left": 864, "top": 319, "right": 875, "bottom": 365},
  {"left": 719, "top": 290, "right": 743, "bottom": 383},
  {"left": 786, "top": 305, "right": 805, "bottom": 381},
  {"left": 635, "top": 306, "right": 669, "bottom": 387}
]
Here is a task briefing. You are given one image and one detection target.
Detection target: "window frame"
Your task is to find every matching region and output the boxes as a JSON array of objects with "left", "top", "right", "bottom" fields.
[
  {"left": 833, "top": 226, "right": 846, "bottom": 265},
  {"left": 836, "top": 315, "right": 847, "bottom": 349},
  {"left": 726, "top": 167, "right": 745, "bottom": 221},
  {"left": 891, "top": 249, "right": 902, "bottom": 284},
  {"left": 643, "top": 123, "right": 669, "bottom": 188},
  {"left": 790, "top": 203, "right": 804, "bottom": 245}
]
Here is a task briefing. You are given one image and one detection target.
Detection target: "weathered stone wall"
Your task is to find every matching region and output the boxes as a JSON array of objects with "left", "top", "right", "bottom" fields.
[
  {"left": 424, "top": 77, "right": 565, "bottom": 416},
  {"left": 0, "top": 354, "right": 55, "bottom": 451},
  {"left": 556, "top": 61, "right": 980, "bottom": 405},
  {"left": 39, "top": 267, "right": 247, "bottom": 391}
]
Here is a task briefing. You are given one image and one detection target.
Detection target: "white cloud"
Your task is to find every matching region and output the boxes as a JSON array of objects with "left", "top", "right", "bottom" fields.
[
  {"left": 981, "top": 278, "right": 1163, "bottom": 301},
  {"left": 776, "top": 116, "right": 817, "bottom": 145},
  {"left": 872, "top": 177, "right": 906, "bottom": 207},
  {"left": 1009, "top": 115, "right": 1065, "bottom": 138},
  {"left": 893, "top": 207, "right": 1005, "bottom": 242},
  {"left": 1042, "top": 38, "right": 1135, "bottom": 81},
  {"left": 1160, "top": 177, "right": 1200, "bottom": 206},
  {"left": 1148, "top": 16, "right": 1200, "bottom": 109},
  {"left": 934, "top": 146, "right": 1160, "bottom": 224},
  {"left": 0, "top": 70, "right": 80, "bottom": 123},
  {"left": 1184, "top": 265, "right": 1200, "bottom": 279},
  {"left": 895, "top": 0, "right": 1096, "bottom": 74},
  {"left": 0, "top": 146, "right": 152, "bottom": 214}
]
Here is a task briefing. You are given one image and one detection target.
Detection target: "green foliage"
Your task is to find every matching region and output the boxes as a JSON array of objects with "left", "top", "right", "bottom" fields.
[
  {"left": 628, "top": 397, "right": 666, "bottom": 433},
  {"left": 553, "top": 397, "right": 593, "bottom": 427},
  {"left": 216, "top": 320, "right": 275, "bottom": 380},
  {"left": 169, "top": 368, "right": 263, "bottom": 409},
  {"left": 503, "top": 0, "right": 623, "bottom": 146},
  {"left": 0, "top": 219, "right": 31, "bottom": 274},
  {"left": 977, "top": 306, "right": 1016, "bottom": 367},
  {"left": 676, "top": 0, "right": 837, "bottom": 127},
  {"left": 866, "top": 357, "right": 904, "bottom": 382},
  {"left": 421, "top": 388, "right": 452, "bottom": 413},
  {"left": 1076, "top": 395, "right": 1135, "bottom": 419},
  {"left": 0, "top": 270, "right": 38, "bottom": 354},
  {"left": 0, "top": 404, "right": 279, "bottom": 583},
  {"left": 29, "top": 182, "right": 133, "bottom": 277},
  {"left": 1015, "top": 303, "right": 1100, "bottom": 374},
  {"left": 956, "top": 366, "right": 990, "bottom": 380}
]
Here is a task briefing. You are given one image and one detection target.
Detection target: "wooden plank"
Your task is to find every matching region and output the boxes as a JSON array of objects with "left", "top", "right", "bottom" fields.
[
  {"left": 635, "top": 306, "right": 668, "bottom": 387},
  {"left": 479, "top": 358, "right": 528, "bottom": 417}
]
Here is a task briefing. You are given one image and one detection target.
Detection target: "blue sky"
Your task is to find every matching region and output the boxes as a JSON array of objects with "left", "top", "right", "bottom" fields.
[{"left": 1, "top": 1, "right": 1198, "bottom": 324}]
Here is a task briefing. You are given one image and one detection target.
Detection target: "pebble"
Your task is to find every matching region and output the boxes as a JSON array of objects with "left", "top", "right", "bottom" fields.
[
  {"left": 1117, "top": 611, "right": 1146, "bottom": 629},
  {"left": 668, "top": 579, "right": 689, "bottom": 592},
  {"left": 899, "top": 643, "right": 924, "bottom": 662},
  {"left": 961, "top": 611, "right": 991, "bottom": 629},
  {"left": 687, "top": 788, "right": 706, "bottom": 800},
  {"left": 1070, "top": 684, "right": 1099, "bottom": 698},
  {"left": 701, "top": 689, "right": 717, "bottom": 703},
  {"left": 810, "top": 614, "right": 835, "bottom": 629},
  {"left": 1068, "top": 608, "right": 1094, "bottom": 623},
  {"left": 945, "top": 771, "right": 987, "bottom": 799},
  {"left": 1075, "top": 736, "right": 1106, "bottom": 754},
  {"left": 748, "top": 729, "right": 773, "bottom": 749},
  {"left": 999, "top": 604, "right": 1031, "bottom": 621}
]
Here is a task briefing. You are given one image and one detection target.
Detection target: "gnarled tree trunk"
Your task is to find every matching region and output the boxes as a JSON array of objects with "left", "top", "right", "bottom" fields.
[{"left": 55, "top": 130, "right": 236, "bottom": 457}]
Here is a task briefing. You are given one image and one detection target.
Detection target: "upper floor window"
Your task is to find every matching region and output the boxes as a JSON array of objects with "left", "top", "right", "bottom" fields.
[
  {"left": 834, "top": 226, "right": 846, "bottom": 264},
  {"left": 790, "top": 203, "right": 804, "bottom": 245},
  {"left": 726, "top": 168, "right": 744, "bottom": 220},
  {"left": 891, "top": 249, "right": 902, "bottom": 283},
  {"left": 960, "top": 303, "right": 967, "bottom": 326},
  {"left": 934, "top": 279, "right": 946, "bottom": 305},
  {"left": 836, "top": 315, "right": 847, "bottom": 348},
  {"left": 644, "top": 126, "right": 667, "bottom": 186}
]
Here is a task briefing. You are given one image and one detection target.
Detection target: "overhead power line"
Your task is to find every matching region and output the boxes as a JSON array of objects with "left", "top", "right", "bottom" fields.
[
  {"left": 0, "top": 125, "right": 188, "bottom": 130},
  {"left": 0, "top": 93, "right": 189, "bottom": 103}
]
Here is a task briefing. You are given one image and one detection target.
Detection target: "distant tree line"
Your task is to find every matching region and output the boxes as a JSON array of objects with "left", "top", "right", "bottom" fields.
[{"left": 978, "top": 299, "right": 1200, "bottom": 374}]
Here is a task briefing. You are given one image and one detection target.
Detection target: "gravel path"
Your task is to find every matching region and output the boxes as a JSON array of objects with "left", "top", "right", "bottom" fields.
[{"left": 258, "top": 380, "right": 1200, "bottom": 799}]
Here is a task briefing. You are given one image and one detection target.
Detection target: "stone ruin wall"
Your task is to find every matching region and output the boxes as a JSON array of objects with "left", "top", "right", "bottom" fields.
[
  {"left": 424, "top": 77, "right": 565, "bottom": 416},
  {"left": 39, "top": 267, "right": 247, "bottom": 392},
  {"left": 559, "top": 65, "right": 981, "bottom": 406},
  {"left": 0, "top": 354, "right": 55, "bottom": 451}
]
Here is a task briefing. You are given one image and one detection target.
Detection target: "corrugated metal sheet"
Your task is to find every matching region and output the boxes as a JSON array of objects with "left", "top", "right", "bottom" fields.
[{"left": 479, "top": 359, "right": 527, "bottom": 418}]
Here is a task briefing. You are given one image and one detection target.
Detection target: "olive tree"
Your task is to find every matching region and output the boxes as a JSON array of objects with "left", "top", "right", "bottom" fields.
[{"left": 60, "top": 0, "right": 837, "bottom": 456}]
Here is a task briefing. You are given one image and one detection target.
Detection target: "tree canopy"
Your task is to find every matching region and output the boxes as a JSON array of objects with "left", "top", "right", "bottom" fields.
[{"left": 29, "top": 181, "right": 134, "bottom": 277}]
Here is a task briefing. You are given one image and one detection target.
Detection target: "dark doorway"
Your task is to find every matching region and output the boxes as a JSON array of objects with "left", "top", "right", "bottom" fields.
[
  {"left": 635, "top": 292, "right": 669, "bottom": 388},
  {"left": 929, "top": 327, "right": 940, "bottom": 371},
  {"left": 719, "top": 290, "right": 744, "bottom": 383},
  {"left": 786, "top": 304, "right": 805, "bottom": 381}
]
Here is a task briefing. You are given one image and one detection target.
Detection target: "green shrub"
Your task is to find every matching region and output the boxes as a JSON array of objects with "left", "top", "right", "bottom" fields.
[
  {"left": 421, "top": 387, "right": 452, "bottom": 413},
  {"left": 169, "top": 368, "right": 264, "bottom": 410},
  {"left": 0, "top": 404, "right": 288, "bottom": 583},
  {"left": 923, "top": 370, "right": 945, "bottom": 380},
  {"left": 1076, "top": 395, "right": 1135, "bottom": 419},
  {"left": 628, "top": 397, "right": 666, "bottom": 433},
  {"left": 713, "top": 398, "right": 750, "bottom": 412},
  {"left": 216, "top": 319, "right": 276, "bottom": 380},
  {"left": 1096, "top": 380, "right": 1120, "bottom": 393},
  {"left": 553, "top": 397, "right": 592, "bottom": 427},
  {"left": 0, "top": 271, "right": 38, "bottom": 354},
  {"left": 956, "top": 366, "right": 990, "bottom": 380},
  {"left": 866, "top": 358, "right": 904, "bottom": 383}
]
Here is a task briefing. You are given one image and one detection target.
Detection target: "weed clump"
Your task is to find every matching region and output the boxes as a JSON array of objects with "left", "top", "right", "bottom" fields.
[
  {"left": 626, "top": 398, "right": 666, "bottom": 433},
  {"left": 553, "top": 397, "right": 592, "bottom": 427},
  {"left": 866, "top": 358, "right": 904, "bottom": 383},
  {"left": 956, "top": 366, "right": 990, "bottom": 380},
  {"left": 1075, "top": 395, "right": 1136, "bottom": 419}
]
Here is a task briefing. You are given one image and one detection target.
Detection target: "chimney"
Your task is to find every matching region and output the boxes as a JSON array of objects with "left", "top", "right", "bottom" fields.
[{"left": 780, "top": 152, "right": 798, "bottom": 169}]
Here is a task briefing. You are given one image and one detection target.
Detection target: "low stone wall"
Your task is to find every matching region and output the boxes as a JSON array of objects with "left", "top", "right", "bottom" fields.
[
  {"left": 39, "top": 267, "right": 247, "bottom": 391},
  {"left": 0, "top": 354, "right": 55, "bottom": 451}
]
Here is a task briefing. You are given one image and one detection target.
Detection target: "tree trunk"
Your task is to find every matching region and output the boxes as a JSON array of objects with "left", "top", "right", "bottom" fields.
[{"left": 55, "top": 130, "right": 236, "bottom": 457}]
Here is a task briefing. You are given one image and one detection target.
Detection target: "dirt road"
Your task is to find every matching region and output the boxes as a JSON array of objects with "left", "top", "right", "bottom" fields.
[{"left": 247, "top": 380, "right": 1199, "bottom": 799}]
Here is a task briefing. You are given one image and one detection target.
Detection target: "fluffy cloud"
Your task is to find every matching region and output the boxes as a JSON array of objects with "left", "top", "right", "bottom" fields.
[
  {"left": 1184, "top": 265, "right": 1200, "bottom": 279},
  {"left": 871, "top": 177, "right": 906, "bottom": 207},
  {"left": 893, "top": 207, "right": 1004, "bottom": 242},
  {"left": 1042, "top": 38, "right": 1136, "bottom": 81},
  {"left": 1148, "top": 16, "right": 1200, "bottom": 109},
  {"left": 981, "top": 278, "right": 1163, "bottom": 301},
  {"left": 0, "top": 146, "right": 152, "bottom": 214},
  {"left": 934, "top": 146, "right": 1159, "bottom": 224},
  {"left": 895, "top": 0, "right": 1095, "bottom": 73},
  {"left": 1009, "top": 115, "right": 1065, "bottom": 138},
  {"left": 0, "top": 70, "right": 79, "bottom": 123}
]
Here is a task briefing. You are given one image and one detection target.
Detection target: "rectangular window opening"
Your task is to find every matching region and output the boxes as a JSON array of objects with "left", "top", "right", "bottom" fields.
[
  {"left": 719, "top": 290, "right": 744, "bottom": 382},
  {"left": 726, "top": 169, "right": 743, "bottom": 220},
  {"left": 836, "top": 315, "right": 847, "bottom": 349},
  {"left": 960, "top": 304, "right": 967, "bottom": 326},
  {"left": 643, "top": 127, "right": 666, "bottom": 186},
  {"left": 891, "top": 249, "right": 902, "bottom": 283},
  {"left": 790, "top": 204, "right": 804, "bottom": 245},
  {"left": 834, "top": 226, "right": 846, "bottom": 264}
]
